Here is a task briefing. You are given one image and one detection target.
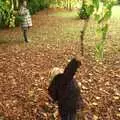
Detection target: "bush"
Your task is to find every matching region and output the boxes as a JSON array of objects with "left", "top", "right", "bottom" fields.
[
  {"left": 0, "top": 13, "right": 5, "bottom": 28},
  {"left": 78, "top": 3, "right": 94, "bottom": 20},
  {"left": 117, "top": 0, "right": 120, "bottom": 4},
  {"left": 79, "top": 4, "right": 89, "bottom": 20},
  {"left": 78, "top": 4, "right": 90, "bottom": 20},
  {"left": 0, "top": 0, "right": 17, "bottom": 28},
  {"left": 0, "top": 0, "right": 9, "bottom": 28},
  {"left": 28, "top": 0, "right": 50, "bottom": 15}
]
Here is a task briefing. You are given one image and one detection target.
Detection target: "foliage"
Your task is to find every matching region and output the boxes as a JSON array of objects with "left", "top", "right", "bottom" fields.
[
  {"left": 28, "top": 0, "right": 50, "bottom": 15},
  {"left": 79, "top": 0, "right": 115, "bottom": 60},
  {"left": 95, "top": 24, "right": 108, "bottom": 59},
  {"left": 118, "top": 0, "right": 120, "bottom": 4},
  {"left": 79, "top": 2, "right": 94, "bottom": 20},
  {"left": 0, "top": 0, "right": 16, "bottom": 28},
  {"left": 50, "top": 0, "right": 80, "bottom": 10},
  {"left": 94, "top": 0, "right": 114, "bottom": 59}
]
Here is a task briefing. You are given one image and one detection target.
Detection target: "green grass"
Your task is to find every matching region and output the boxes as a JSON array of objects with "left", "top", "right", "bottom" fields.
[
  {"left": 49, "top": 5, "right": 120, "bottom": 19},
  {"left": 64, "top": 27, "right": 80, "bottom": 33},
  {"left": 49, "top": 11, "right": 79, "bottom": 18}
]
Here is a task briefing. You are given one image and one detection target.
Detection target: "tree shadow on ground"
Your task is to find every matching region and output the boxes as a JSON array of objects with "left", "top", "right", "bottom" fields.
[{"left": 0, "top": 39, "right": 24, "bottom": 45}]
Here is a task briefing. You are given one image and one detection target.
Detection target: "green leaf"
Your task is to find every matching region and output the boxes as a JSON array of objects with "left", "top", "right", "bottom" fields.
[
  {"left": 93, "top": 0, "right": 99, "bottom": 10},
  {"left": 95, "top": 41, "right": 104, "bottom": 59},
  {"left": 94, "top": 14, "right": 100, "bottom": 21},
  {"left": 102, "top": 24, "right": 108, "bottom": 39},
  {"left": 103, "top": 10, "right": 112, "bottom": 21},
  {"left": 106, "top": 2, "right": 114, "bottom": 10},
  {"left": 87, "top": 5, "right": 94, "bottom": 16},
  {"left": 102, "top": 24, "right": 108, "bottom": 33}
]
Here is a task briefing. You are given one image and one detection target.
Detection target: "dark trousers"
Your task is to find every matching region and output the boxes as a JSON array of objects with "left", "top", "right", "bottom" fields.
[
  {"left": 60, "top": 111, "right": 76, "bottom": 120},
  {"left": 21, "top": 27, "right": 28, "bottom": 43},
  {"left": 23, "top": 29, "right": 28, "bottom": 43}
]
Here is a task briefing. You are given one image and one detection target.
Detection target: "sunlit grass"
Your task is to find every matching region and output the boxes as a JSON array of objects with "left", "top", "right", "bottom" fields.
[
  {"left": 49, "top": 10, "right": 78, "bottom": 18},
  {"left": 49, "top": 5, "right": 120, "bottom": 19},
  {"left": 111, "top": 5, "right": 120, "bottom": 19}
]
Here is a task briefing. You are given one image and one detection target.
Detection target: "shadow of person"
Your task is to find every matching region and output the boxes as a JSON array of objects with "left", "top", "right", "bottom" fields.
[{"left": 48, "top": 58, "right": 84, "bottom": 120}]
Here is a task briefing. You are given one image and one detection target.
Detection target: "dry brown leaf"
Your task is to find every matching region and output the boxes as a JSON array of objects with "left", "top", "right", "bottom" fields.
[
  {"left": 113, "top": 96, "right": 119, "bottom": 100},
  {"left": 93, "top": 115, "right": 98, "bottom": 120},
  {"left": 116, "top": 113, "right": 120, "bottom": 117},
  {"left": 95, "top": 96, "right": 100, "bottom": 100},
  {"left": 92, "top": 102, "right": 98, "bottom": 106}
]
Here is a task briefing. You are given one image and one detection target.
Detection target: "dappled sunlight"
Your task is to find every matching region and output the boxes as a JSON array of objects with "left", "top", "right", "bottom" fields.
[{"left": 111, "top": 5, "right": 120, "bottom": 18}]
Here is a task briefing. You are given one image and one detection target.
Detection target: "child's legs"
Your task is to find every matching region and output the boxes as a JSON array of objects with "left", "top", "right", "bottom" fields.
[
  {"left": 60, "top": 112, "right": 67, "bottom": 120},
  {"left": 22, "top": 27, "right": 28, "bottom": 42},
  {"left": 67, "top": 113, "right": 76, "bottom": 120},
  {"left": 60, "top": 111, "right": 76, "bottom": 120}
]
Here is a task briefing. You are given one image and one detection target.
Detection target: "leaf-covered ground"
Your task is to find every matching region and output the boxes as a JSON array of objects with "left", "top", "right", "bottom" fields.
[{"left": 0, "top": 9, "right": 120, "bottom": 120}]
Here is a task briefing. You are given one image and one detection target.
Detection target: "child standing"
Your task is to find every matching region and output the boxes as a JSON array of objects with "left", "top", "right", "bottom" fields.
[{"left": 19, "top": 0, "right": 32, "bottom": 43}]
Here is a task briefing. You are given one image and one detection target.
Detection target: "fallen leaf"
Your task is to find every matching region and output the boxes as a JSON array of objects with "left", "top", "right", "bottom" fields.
[
  {"left": 96, "top": 96, "right": 100, "bottom": 100},
  {"left": 116, "top": 113, "right": 120, "bottom": 117},
  {"left": 92, "top": 102, "right": 98, "bottom": 106},
  {"left": 113, "top": 96, "right": 119, "bottom": 100},
  {"left": 93, "top": 115, "right": 99, "bottom": 120},
  {"left": 82, "top": 85, "right": 88, "bottom": 90}
]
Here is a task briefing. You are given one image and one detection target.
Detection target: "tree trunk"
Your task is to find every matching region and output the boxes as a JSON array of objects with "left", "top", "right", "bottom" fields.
[
  {"left": 69, "top": 0, "right": 72, "bottom": 10},
  {"left": 11, "top": 0, "right": 14, "bottom": 10},
  {"left": 15, "top": 0, "right": 19, "bottom": 9},
  {"left": 80, "top": 19, "right": 89, "bottom": 56}
]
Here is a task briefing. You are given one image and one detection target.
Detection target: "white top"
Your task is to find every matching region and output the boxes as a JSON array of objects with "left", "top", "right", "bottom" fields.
[{"left": 19, "top": 6, "right": 32, "bottom": 28}]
